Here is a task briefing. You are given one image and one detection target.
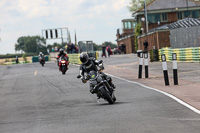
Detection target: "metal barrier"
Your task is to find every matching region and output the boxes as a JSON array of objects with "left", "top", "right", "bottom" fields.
[
  {"left": 68, "top": 54, "right": 81, "bottom": 64},
  {"left": 158, "top": 47, "right": 200, "bottom": 62},
  {"left": 50, "top": 52, "right": 99, "bottom": 64},
  {"left": 32, "top": 56, "right": 49, "bottom": 62}
]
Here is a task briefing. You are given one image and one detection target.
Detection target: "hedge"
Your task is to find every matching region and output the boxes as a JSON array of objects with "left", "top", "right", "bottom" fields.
[{"left": 0, "top": 53, "right": 42, "bottom": 59}]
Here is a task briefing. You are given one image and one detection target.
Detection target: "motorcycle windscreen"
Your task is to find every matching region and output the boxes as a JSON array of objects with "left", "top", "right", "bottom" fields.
[{"left": 60, "top": 56, "right": 67, "bottom": 62}]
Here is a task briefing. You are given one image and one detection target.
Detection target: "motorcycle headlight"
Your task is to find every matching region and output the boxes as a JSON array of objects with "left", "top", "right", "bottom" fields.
[
  {"left": 97, "top": 76, "right": 102, "bottom": 82},
  {"left": 61, "top": 61, "right": 66, "bottom": 63}
]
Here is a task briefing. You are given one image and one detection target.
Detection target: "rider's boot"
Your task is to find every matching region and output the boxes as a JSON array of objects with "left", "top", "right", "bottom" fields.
[
  {"left": 109, "top": 79, "right": 116, "bottom": 89},
  {"left": 96, "top": 93, "right": 101, "bottom": 99}
]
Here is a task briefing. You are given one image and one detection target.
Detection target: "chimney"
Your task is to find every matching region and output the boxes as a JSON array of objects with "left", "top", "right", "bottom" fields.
[{"left": 116, "top": 29, "right": 120, "bottom": 39}]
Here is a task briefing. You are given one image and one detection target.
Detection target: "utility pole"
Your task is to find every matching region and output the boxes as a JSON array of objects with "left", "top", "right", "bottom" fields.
[
  {"left": 144, "top": 0, "right": 148, "bottom": 33},
  {"left": 186, "top": 0, "right": 189, "bottom": 17}
]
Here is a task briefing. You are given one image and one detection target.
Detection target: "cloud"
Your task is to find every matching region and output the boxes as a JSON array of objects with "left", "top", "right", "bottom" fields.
[
  {"left": 112, "top": 0, "right": 129, "bottom": 11},
  {"left": 18, "top": 0, "right": 51, "bottom": 17},
  {"left": 0, "top": 0, "right": 131, "bottom": 54}
]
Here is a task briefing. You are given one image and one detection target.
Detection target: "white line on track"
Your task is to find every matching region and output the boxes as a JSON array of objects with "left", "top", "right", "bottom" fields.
[
  {"left": 72, "top": 64, "right": 200, "bottom": 114},
  {"left": 106, "top": 73, "right": 200, "bottom": 115}
]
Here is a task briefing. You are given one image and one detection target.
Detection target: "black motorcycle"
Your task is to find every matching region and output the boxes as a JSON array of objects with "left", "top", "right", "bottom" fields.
[{"left": 77, "top": 62, "right": 116, "bottom": 104}]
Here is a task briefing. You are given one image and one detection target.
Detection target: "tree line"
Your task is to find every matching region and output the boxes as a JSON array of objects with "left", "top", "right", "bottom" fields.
[{"left": 14, "top": 36, "right": 117, "bottom": 55}]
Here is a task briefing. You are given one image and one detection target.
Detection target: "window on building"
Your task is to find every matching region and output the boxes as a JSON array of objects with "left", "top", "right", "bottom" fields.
[
  {"left": 177, "top": 12, "right": 183, "bottom": 20},
  {"left": 132, "top": 22, "right": 137, "bottom": 28},
  {"left": 154, "top": 14, "right": 161, "bottom": 23},
  {"left": 124, "top": 21, "right": 132, "bottom": 29},
  {"left": 192, "top": 10, "right": 200, "bottom": 18},
  {"left": 148, "top": 13, "right": 160, "bottom": 23},
  {"left": 161, "top": 13, "right": 168, "bottom": 22},
  {"left": 184, "top": 11, "right": 191, "bottom": 18}
]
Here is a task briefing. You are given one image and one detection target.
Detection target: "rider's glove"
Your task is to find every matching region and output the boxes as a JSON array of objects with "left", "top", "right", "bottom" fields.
[{"left": 82, "top": 78, "right": 87, "bottom": 83}]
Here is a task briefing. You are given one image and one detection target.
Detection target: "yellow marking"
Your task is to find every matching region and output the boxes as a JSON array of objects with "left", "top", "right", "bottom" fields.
[
  {"left": 108, "top": 65, "right": 125, "bottom": 70},
  {"left": 34, "top": 70, "right": 37, "bottom": 76}
]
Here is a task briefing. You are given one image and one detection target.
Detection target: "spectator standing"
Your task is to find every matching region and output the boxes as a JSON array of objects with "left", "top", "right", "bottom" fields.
[
  {"left": 68, "top": 44, "right": 72, "bottom": 54},
  {"left": 16, "top": 56, "right": 19, "bottom": 64},
  {"left": 55, "top": 47, "right": 58, "bottom": 52},
  {"left": 65, "top": 44, "right": 68, "bottom": 52},
  {"left": 71, "top": 43, "right": 75, "bottom": 54},
  {"left": 143, "top": 40, "right": 148, "bottom": 53},
  {"left": 102, "top": 44, "right": 106, "bottom": 58},
  {"left": 106, "top": 45, "right": 111, "bottom": 57},
  {"left": 52, "top": 47, "right": 55, "bottom": 52},
  {"left": 122, "top": 44, "right": 126, "bottom": 54},
  {"left": 75, "top": 45, "right": 79, "bottom": 53}
]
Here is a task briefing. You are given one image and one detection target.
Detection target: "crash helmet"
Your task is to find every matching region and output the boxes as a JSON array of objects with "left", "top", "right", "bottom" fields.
[
  {"left": 39, "top": 52, "right": 43, "bottom": 55},
  {"left": 79, "top": 53, "right": 89, "bottom": 64},
  {"left": 59, "top": 48, "right": 64, "bottom": 54}
]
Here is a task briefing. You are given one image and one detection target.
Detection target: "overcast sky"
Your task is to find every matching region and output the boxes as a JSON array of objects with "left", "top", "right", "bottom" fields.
[{"left": 0, "top": 0, "right": 132, "bottom": 54}]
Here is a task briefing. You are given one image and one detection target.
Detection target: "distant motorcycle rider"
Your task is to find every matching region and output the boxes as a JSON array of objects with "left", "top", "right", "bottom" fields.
[
  {"left": 38, "top": 52, "right": 45, "bottom": 61},
  {"left": 57, "top": 48, "right": 68, "bottom": 59},
  {"left": 57, "top": 48, "right": 69, "bottom": 69},
  {"left": 79, "top": 53, "right": 115, "bottom": 94},
  {"left": 39, "top": 52, "right": 44, "bottom": 58}
]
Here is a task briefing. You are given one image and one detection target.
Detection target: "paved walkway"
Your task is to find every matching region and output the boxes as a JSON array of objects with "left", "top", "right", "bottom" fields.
[{"left": 102, "top": 54, "right": 200, "bottom": 111}]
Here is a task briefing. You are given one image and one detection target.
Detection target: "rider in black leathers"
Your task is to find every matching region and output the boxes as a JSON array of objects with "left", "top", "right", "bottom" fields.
[{"left": 79, "top": 53, "right": 115, "bottom": 94}]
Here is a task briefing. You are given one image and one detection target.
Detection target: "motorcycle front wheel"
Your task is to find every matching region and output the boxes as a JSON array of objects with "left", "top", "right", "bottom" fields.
[
  {"left": 61, "top": 66, "right": 66, "bottom": 75},
  {"left": 99, "top": 87, "right": 114, "bottom": 104}
]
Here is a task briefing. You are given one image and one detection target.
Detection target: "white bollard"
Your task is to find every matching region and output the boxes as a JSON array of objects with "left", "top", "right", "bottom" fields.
[
  {"left": 144, "top": 53, "right": 149, "bottom": 78},
  {"left": 172, "top": 53, "right": 178, "bottom": 85},
  {"left": 161, "top": 54, "right": 169, "bottom": 86},
  {"left": 138, "top": 52, "right": 143, "bottom": 79}
]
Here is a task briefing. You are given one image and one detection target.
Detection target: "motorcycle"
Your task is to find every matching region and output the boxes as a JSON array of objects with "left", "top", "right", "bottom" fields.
[
  {"left": 59, "top": 55, "right": 69, "bottom": 75},
  {"left": 77, "top": 61, "right": 116, "bottom": 104},
  {"left": 39, "top": 56, "right": 45, "bottom": 67}
]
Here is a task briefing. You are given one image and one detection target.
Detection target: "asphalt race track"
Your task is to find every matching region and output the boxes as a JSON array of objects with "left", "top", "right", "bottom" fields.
[{"left": 0, "top": 61, "right": 200, "bottom": 133}]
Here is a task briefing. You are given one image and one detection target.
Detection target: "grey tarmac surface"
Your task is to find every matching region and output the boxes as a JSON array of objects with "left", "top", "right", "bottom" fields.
[{"left": 0, "top": 62, "right": 200, "bottom": 133}]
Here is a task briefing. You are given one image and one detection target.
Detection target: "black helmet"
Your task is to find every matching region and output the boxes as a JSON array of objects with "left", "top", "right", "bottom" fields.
[
  {"left": 80, "top": 53, "right": 89, "bottom": 64},
  {"left": 59, "top": 48, "right": 64, "bottom": 54}
]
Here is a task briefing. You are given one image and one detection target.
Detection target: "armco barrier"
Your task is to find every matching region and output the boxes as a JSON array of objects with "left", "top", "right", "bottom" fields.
[
  {"left": 67, "top": 52, "right": 99, "bottom": 64},
  {"left": 50, "top": 52, "right": 99, "bottom": 64},
  {"left": 68, "top": 54, "right": 81, "bottom": 64},
  {"left": 159, "top": 47, "right": 200, "bottom": 62},
  {"left": 32, "top": 56, "right": 49, "bottom": 62}
]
